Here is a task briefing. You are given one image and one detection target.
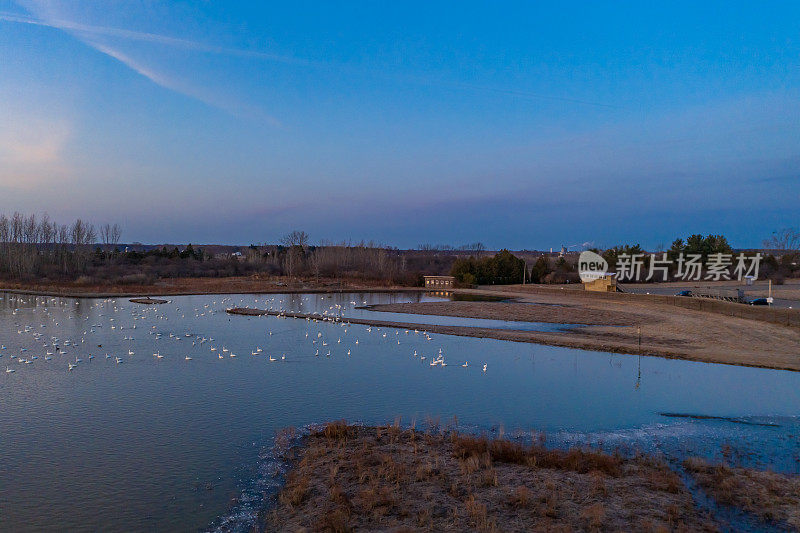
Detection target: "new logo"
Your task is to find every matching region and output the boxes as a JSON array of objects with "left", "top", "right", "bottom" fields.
[{"left": 578, "top": 250, "right": 609, "bottom": 283}]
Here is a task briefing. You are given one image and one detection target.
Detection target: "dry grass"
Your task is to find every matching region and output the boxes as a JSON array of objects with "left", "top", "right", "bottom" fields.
[
  {"left": 265, "top": 422, "right": 718, "bottom": 532},
  {"left": 369, "top": 300, "right": 645, "bottom": 327},
  {"left": 321, "top": 420, "right": 353, "bottom": 441},
  {"left": 684, "top": 457, "right": 800, "bottom": 529},
  {"left": 452, "top": 434, "right": 623, "bottom": 476},
  {"left": 370, "top": 289, "right": 800, "bottom": 371}
]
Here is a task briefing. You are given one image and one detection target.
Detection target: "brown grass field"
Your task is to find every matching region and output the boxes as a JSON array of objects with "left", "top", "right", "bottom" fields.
[{"left": 265, "top": 422, "right": 721, "bottom": 532}]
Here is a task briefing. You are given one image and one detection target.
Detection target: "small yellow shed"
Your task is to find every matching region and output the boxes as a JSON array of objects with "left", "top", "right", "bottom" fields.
[{"left": 583, "top": 273, "right": 617, "bottom": 292}]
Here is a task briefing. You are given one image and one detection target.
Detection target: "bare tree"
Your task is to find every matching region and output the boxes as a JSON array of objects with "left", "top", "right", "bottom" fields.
[
  {"left": 22, "top": 214, "right": 38, "bottom": 244},
  {"left": 70, "top": 219, "right": 87, "bottom": 247},
  {"left": 0, "top": 214, "right": 8, "bottom": 274},
  {"left": 99, "top": 223, "right": 121, "bottom": 257},
  {"left": 279, "top": 231, "right": 309, "bottom": 277},
  {"left": 459, "top": 242, "right": 485, "bottom": 256},
  {"left": 39, "top": 214, "right": 52, "bottom": 257},
  {"left": 111, "top": 223, "right": 121, "bottom": 248},
  {"left": 58, "top": 224, "right": 69, "bottom": 273},
  {"left": 281, "top": 230, "right": 309, "bottom": 249},
  {"left": 764, "top": 228, "right": 800, "bottom": 250},
  {"left": 86, "top": 224, "right": 97, "bottom": 246},
  {"left": 100, "top": 224, "right": 112, "bottom": 248}
]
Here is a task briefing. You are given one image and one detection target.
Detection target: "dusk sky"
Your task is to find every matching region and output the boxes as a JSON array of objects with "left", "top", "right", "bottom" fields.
[{"left": 1, "top": 1, "right": 798, "bottom": 249}]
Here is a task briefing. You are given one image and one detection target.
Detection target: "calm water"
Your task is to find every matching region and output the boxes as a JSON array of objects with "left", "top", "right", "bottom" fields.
[{"left": 1, "top": 291, "right": 799, "bottom": 532}]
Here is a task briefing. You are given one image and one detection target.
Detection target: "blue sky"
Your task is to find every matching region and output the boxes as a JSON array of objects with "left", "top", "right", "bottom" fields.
[{"left": 0, "top": 1, "right": 798, "bottom": 249}]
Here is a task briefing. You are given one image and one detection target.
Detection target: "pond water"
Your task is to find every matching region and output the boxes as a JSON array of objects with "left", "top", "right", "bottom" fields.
[{"left": 1, "top": 291, "right": 798, "bottom": 532}]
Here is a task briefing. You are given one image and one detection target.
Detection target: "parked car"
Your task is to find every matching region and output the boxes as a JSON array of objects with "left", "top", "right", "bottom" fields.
[
  {"left": 675, "top": 290, "right": 693, "bottom": 297},
  {"left": 749, "top": 298, "right": 770, "bottom": 306}
]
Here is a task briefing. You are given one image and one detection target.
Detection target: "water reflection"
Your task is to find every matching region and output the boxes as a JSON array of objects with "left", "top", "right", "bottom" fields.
[{"left": 0, "top": 291, "right": 798, "bottom": 532}]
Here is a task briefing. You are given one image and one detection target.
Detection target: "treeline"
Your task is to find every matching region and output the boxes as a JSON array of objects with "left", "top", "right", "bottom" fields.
[
  {"left": 450, "top": 251, "right": 581, "bottom": 285},
  {"left": 242, "top": 237, "right": 433, "bottom": 286},
  {"left": 450, "top": 232, "right": 800, "bottom": 286},
  {"left": 0, "top": 216, "right": 454, "bottom": 286},
  {"left": 3, "top": 215, "right": 797, "bottom": 287},
  {"left": 594, "top": 234, "right": 732, "bottom": 273},
  {"left": 0, "top": 212, "right": 120, "bottom": 279},
  {"left": 450, "top": 250, "right": 526, "bottom": 285},
  {"left": 594, "top": 233, "right": 798, "bottom": 283}
]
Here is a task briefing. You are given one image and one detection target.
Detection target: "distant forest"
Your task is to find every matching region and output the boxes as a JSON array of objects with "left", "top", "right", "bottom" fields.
[
  {"left": 0, "top": 212, "right": 797, "bottom": 286},
  {"left": 0, "top": 214, "right": 467, "bottom": 286}
]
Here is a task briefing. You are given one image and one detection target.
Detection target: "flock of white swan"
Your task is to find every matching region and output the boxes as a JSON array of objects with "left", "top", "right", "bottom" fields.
[{"left": 1, "top": 294, "right": 489, "bottom": 376}]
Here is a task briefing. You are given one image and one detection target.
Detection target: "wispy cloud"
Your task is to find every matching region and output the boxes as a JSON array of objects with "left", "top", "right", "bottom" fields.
[
  {"left": 0, "top": 10, "right": 305, "bottom": 65},
  {"left": 2, "top": 5, "right": 620, "bottom": 115},
  {"left": 84, "top": 39, "right": 281, "bottom": 125},
  {"left": 4, "top": 3, "right": 282, "bottom": 124}
]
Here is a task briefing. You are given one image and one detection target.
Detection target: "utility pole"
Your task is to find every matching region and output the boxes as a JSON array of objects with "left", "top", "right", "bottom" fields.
[{"left": 637, "top": 325, "right": 641, "bottom": 353}]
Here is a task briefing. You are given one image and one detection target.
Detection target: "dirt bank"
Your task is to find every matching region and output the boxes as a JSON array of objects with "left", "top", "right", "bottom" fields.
[
  {"left": 265, "top": 422, "right": 723, "bottom": 532},
  {"left": 0, "top": 276, "right": 422, "bottom": 298},
  {"left": 365, "top": 300, "right": 648, "bottom": 326},
  {"left": 129, "top": 297, "right": 169, "bottom": 304},
  {"left": 227, "top": 301, "right": 800, "bottom": 371},
  {"left": 367, "top": 291, "right": 800, "bottom": 372}
]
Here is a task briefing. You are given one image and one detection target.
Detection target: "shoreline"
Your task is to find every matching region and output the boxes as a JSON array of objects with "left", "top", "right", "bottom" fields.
[
  {"left": 0, "top": 282, "right": 425, "bottom": 299},
  {"left": 4, "top": 279, "right": 797, "bottom": 328},
  {"left": 369, "top": 295, "right": 800, "bottom": 372},
  {"left": 226, "top": 307, "right": 800, "bottom": 372}
]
